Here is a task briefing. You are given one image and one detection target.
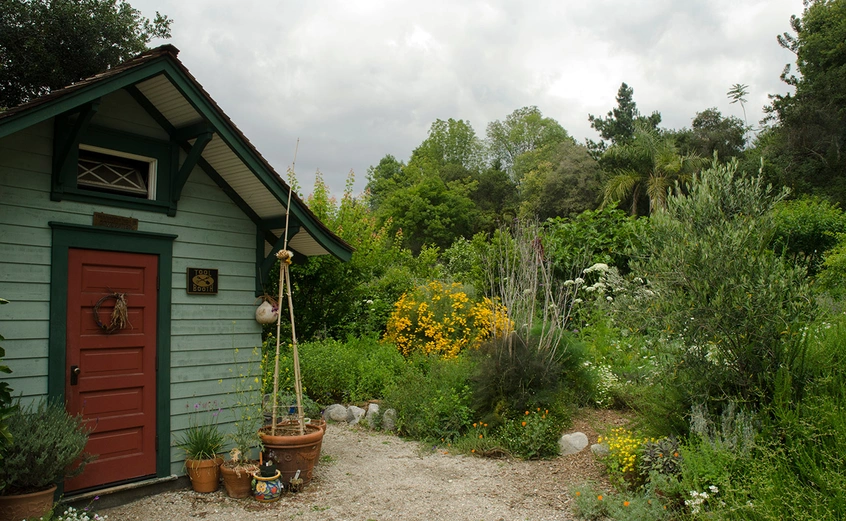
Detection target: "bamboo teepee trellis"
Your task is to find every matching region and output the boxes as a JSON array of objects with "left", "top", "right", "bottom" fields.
[{"left": 269, "top": 142, "right": 305, "bottom": 436}]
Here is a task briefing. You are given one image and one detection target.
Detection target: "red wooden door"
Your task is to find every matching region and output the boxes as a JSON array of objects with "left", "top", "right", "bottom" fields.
[{"left": 64, "top": 249, "right": 158, "bottom": 492}]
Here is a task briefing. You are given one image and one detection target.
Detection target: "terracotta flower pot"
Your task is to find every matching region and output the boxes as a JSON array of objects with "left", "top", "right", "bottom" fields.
[
  {"left": 0, "top": 484, "right": 57, "bottom": 521},
  {"left": 221, "top": 462, "right": 258, "bottom": 499},
  {"left": 185, "top": 457, "right": 222, "bottom": 493},
  {"left": 259, "top": 423, "right": 323, "bottom": 486}
]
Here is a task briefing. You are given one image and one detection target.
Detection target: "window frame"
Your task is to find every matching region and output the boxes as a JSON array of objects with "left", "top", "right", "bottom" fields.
[
  {"left": 77, "top": 144, "right": 158, "bottom": 200},
  {"left": 52, "top": 122, "right": 178, "bottom": 214}
]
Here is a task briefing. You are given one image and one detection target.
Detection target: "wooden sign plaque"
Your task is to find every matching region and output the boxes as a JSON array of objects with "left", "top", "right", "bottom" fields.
[{"left": 187, "top": 268, "right": 219, "bottom": 294}]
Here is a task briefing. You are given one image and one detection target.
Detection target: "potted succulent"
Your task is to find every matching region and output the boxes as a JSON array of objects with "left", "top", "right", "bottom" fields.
[
  {"left": 0, "top": 399, "right": 94, "bottom": 520},
  {"left": 173, "top": 402, "right": 225, "bottom": 493}
]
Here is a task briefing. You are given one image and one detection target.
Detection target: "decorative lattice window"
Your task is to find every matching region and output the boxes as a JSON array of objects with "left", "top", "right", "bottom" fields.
[{"left": 77, "top": 146, "right": 156, "bottom": 199}]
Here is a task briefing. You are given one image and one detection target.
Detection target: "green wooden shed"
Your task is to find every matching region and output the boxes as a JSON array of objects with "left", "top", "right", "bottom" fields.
[{"left": 0, "top": 45, "right": 351, "bottom": 494}]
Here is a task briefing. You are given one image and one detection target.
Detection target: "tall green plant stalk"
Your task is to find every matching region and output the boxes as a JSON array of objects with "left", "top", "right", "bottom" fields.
[{"left": 482, "top": 221, "right": 585, "bottom": 365}]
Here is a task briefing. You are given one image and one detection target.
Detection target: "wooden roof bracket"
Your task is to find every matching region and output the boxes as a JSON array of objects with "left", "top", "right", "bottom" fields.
[{"left": 51, "top": 100, "right": 100, "bottom": 200}]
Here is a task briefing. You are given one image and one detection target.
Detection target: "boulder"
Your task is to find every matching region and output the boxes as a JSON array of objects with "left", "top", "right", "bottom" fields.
[
  {"left": 348, "top": 405, "right": 366, "bottom": 425},
  {"left": 364, "top": 403, "right": 380, "bottom": 428},
  {"left": 559, "top": 432, "right": 589, "bottom": 456},
  {"left": 381, "top": 408, "right": 397, "bottom": 431},
  {"left": 590, "top": 443, "right": 610, "bottom": 457},
  {"left": 325, "top": 404, "right": 348, "bottom": 422}
]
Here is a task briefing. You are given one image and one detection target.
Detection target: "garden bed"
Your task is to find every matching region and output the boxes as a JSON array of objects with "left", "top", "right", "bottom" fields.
[{"left": 100, "top": 409, "right": 624, "bottom": 521}]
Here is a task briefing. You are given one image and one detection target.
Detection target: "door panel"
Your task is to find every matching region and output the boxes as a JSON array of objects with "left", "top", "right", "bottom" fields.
[{"left": 64, "top": 249, "right": 158, "bottom": 492}]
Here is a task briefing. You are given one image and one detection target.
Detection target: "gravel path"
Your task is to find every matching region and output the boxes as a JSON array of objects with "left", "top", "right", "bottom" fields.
[{"left": 101, "top": 411, "right": 620, "bottom": 521}]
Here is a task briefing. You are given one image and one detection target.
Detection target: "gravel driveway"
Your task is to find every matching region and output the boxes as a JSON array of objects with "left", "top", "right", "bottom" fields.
[{"left": 100, "top": 411, "right": 617, "bottom": 521}]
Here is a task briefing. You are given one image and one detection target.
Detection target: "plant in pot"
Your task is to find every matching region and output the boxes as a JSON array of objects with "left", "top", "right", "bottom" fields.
[
  {"left": 221, "top": 403, "right": 262, "bottom": 498},
  {"left": 0, "top": 399, "right": 94, "bottom": 521},
  {"left": 173, "top": 402, "right": 225, "bottom": 493},
  {"left": 264, "top": 392, "right": 324, "bottom": 431},
  {"left": 261, "top": 248, "right": 325, "bottom": 489}
]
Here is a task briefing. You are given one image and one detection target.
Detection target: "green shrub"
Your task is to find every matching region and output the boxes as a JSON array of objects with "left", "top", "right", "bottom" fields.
[
  {"left": 571, "top": 483, "right": 671, "bottom": 521},
  {"left": 629, "top": 160, "right": 816, "bottom": 419},
  {"left": 723, "top": 318, "right": 846, "bottom": 521},
  {"left": 0, "top": 399, "right": 93, "bottom": 494},
  {"left": 816, "top": 232, "right": 846, "bottom": 296},
  {"left": 383, "top": 354, "right": 474, "bottom": 442},
  {"left": 262, "top": 334, "right": 406, "bottom": 405},
  {"left": 0, "top": 296, "right": 13, "bottom": 469},
  {"left": 269, "top": 170, "right": 422, "bottom": 341},
  {"left": 440, "top": 234, "right": 490, "bottom": 296},
  {"left": 771, "top": 195, "right": 846, "bottom": 274},
  {"left": 544, "top": 206, "right": 645, "bottom": 277},
  {"left": 498, "top": 407, "right": 564, "bottom": 460}
]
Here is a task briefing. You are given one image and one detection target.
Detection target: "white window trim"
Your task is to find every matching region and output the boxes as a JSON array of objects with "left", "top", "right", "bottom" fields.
[{"left": 79, "top": 144, "right": 158, "bottom": 200}]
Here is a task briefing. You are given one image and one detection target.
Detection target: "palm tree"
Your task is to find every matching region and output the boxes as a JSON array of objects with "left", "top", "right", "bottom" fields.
[{"left": 601, "top": 125, "right": 707, "bottom": 215}]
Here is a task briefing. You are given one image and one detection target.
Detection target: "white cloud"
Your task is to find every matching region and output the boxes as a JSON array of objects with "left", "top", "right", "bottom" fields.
[{"left": 131, "top": 0, "right": 803, "bottom": 195}]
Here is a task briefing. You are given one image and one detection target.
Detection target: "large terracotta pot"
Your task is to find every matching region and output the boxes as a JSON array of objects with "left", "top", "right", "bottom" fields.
[
  {"left": 221, "top": 462, "right": 258, "bottom": 499},
  {"left": 185, "top": 457, "right": 222, "bottom": 493},
  {"left": 0, "top": 484, "right": 57, "bottom": 521},
  {"left": 259, "top": 423, "right": 323, "bottom": 486}
]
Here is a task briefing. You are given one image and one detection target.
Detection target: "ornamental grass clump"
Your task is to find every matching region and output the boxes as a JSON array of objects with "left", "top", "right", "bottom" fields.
[
  {"left": 384, "top": 280, "right": 510, "bottom": 359},
  {"left": 173, "top": 401, "right": 225, "bottom": 463}
]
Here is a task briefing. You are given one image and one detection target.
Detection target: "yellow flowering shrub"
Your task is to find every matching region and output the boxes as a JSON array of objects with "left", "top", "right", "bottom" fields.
[
  {"left": 598, "top": 427, "right": 655, "bottom": 489},
  {"left": 384, "top": 281, "right": 511, "bottom": 358}
]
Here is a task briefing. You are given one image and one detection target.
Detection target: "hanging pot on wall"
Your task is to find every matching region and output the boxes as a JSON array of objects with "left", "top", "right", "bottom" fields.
[{"left": 255, "top": 295, "right": 279, "bottom": 325}]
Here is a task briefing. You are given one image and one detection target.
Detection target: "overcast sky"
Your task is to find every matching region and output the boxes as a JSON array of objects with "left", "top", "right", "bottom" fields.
[{"left": 131, "top": 0, "right": 803, "bottom": 196}]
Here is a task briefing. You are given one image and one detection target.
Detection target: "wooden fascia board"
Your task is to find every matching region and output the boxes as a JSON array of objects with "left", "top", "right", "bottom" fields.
[
  {"left": 123, "top": 67, "right": 349, "bottom": 262},
  {"left": 0, "top": 57, "right": 174, "bottom": 140},
  {"left": 159, "top": 69, "right": 353, "bottom": 262},
  {"left": 0, "top": 52, "right": 351, "bottom": 261}
]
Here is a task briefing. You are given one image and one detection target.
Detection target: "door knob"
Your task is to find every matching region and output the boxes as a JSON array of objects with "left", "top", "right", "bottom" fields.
[{"left": 70, "top": 365, "right": 81, "bottom": 385}]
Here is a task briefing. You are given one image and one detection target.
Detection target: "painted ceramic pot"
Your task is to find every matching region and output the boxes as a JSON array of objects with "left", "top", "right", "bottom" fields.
[{"left": 252, "top": 470, "right": 283, "bottom": 502}]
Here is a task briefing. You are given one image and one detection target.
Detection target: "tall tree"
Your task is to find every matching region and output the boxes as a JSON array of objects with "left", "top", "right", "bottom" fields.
[
  {"left": 519, "top": 140, "right": 602, "bottom": 220},
  {"left": 469, "top": 167, "right": 519, "bottom": 233},
  {"left": 727, "top": 83, "right": 750, "bottom": 126},
  {"left": 601, "top": 124, "right": 707, "bottom": 215},
  {"left": 672, "top": 108, "right": 747, "bottom": 160},
  {"left": 379, "top": 173, "right": 478, "bottom": 254},
  {"left": 0, "top": 0, "right": 172, "bottom": 108},
  {"left": 365, "top": 154, "right": 406, "bottom": 210},
  {"left": 485, "top": 106, "right": 570, "bottom": 182},
  {"left": 411, "top": 118, "right": 485, "bottom": 172},
  {"left": 764, "top": 0, "right": 846, "bottom": 204},
  {"left": 587, "top": 82, "right": 661, "bottom": 157}
]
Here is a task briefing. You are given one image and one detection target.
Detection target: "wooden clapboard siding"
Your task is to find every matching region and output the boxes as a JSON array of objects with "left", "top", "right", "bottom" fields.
[
  {"left": 0, "top": 89, "right": 265, "bottom": 476},
  {"left": 89, "top": 89, "right": 169, "bottom": 140}
]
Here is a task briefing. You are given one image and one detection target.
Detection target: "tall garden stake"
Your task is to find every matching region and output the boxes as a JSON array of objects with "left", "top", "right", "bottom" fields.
[{"left": 270, "top": 141, "right": 305, "bottom": 436}]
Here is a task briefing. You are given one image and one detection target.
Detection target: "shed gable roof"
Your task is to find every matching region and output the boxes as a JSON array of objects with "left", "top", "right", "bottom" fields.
[{"left": 0, "top": 45, "right": 352, "bottom": 262}]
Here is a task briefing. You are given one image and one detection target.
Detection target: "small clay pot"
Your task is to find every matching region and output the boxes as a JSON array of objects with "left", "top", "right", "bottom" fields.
[
  {"left": 185, "top": 457, "right": 222, "bottom": 493},
  {"left": 221, "top": 462, "right": 258, "bottom": 498}
]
